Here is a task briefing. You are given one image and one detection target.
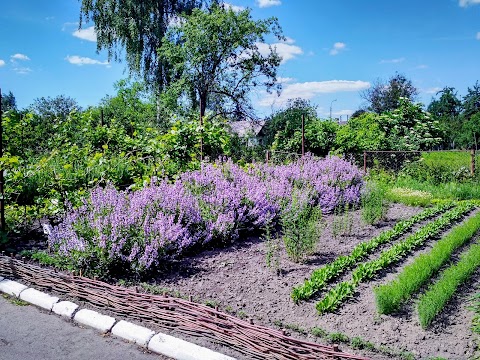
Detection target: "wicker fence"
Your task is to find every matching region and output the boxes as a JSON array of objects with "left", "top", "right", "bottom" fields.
[{"left": 0, "top": 254, "right": 369, "bottom": 360}]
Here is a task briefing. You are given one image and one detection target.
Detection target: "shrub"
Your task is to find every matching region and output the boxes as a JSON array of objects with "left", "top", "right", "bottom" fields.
[
  {"left": 281, "top": 188, "right": 323, "bottom": 263},
  {"left": 361, "top": 182, "right": 387, "bottom": 225}
]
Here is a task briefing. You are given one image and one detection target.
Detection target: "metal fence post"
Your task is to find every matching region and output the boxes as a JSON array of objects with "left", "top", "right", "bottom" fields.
[
  {"left": 472, "top": 148, "right": 476, "bottom": 177},
  {"left": 363, "top": 151, "right": 367, "bottom": 173}
]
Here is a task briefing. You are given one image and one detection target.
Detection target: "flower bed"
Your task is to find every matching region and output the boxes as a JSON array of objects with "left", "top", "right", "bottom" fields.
[{"left": 48, "top": 156, "right": 363, "bottom": 275}]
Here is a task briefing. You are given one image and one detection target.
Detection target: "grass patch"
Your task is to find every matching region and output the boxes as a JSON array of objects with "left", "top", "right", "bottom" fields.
[
  {"left": 386, "top": 187, "right": 433, "bottom": 207},
  {"left": 417, "top": 241, "right": 480, "bottom": 328},
  {"left": 2, "top": 293, "right": 29, "bottom": 306},
  {"left": 361, "top": 182, "right": 388, "bottom": 225},
  {"left": 375, "top": 211, "right": 480, "bottom": 315}
]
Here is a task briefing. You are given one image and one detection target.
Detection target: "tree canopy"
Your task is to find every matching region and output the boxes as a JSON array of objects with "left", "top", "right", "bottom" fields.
[
  {"left": 159, "top": 3, "right": 282, "bottom": 120},
  {"left": 79, "top": 0, "right": 205, "bottom": 92},
  {"left": 361, "top": 73, "right": 418, "bottom": 114}
]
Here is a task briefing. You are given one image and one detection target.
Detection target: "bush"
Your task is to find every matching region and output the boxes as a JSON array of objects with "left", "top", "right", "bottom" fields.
[
  {"left": 361, "top": 182, "right": 387, "bottom": 225},
  {"left": 281, "top": 188, "right": 323, "bottom": 263}
]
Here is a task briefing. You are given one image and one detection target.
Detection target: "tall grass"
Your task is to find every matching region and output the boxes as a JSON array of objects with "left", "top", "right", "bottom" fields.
[
  {"left": 417, "top": 240, "right": 480, "bottom": 328},
  {"left": 375, "top": 211, "right": 480, "bottom": 315}
]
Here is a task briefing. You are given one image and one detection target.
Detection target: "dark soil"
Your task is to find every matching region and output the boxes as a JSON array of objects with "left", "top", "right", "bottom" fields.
[
  {"left": 7, "top": 204, "right": 480, "bottom": 359},
  {"left": 144, "top": 204, "right": 480, "bottom": 360}
]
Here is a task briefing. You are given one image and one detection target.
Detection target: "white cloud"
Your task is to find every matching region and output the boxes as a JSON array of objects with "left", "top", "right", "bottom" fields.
[
  {"left": 380, "top": 57, "right": 405, "bottom": 64},
  {"left": 0, "top": 60, "right": 5, "bottom": 67},
  {"left": 416, "top": 64, "right": 429, "bottom": 69},
  {"left": 11, "top": 53, "right": 30, "bottom": 61},
  {"left": 329, "top": 42, "right": 346, "bottom": 56},
  {"left": 424, "top": 87, "right": 442, "bottom": 94},
  {"left": 459, "top": 0, "right": 480, "bottom": 7},
  {"left": 277, "top": 77, "right": 294, "bottom": 83},
  {"left": 65, "top": 55, "right": 109, "bottom": 66},
  {"left": 257, "top": 40, "right": 303, "bottom": 64},
  {"left": 477, "top": 32, "right": 480, "bottom": 40},
  {"left": 14, "top": 67, "right": 32, "bottom": 75},
  {"left": 259, "top": 80, "right": 370, "bottom": 107},
  {"left": 72, "top": 26, "right": 97, "bottom": 42},
  {"left": 256, "top": 0, "right": 281, "bottom": 8},
  {"left": 282, "top": 37, "right": 295, "bottom": 44},
  {"left": 223, "top": 2, "right": 245, "bottom": 12}
]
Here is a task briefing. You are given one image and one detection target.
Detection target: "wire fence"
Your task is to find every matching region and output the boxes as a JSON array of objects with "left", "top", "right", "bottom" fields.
[
  {"left": 0, "top": 254, "right": 369, "bottom": 360},
  {"left": 361, "top": 150, "right": 478, "bottom": 176}
]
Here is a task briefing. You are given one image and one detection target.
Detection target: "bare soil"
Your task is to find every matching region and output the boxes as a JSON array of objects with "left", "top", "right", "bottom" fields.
[{"left": 146, "top": 204, "right": 480, "bottom": 360}]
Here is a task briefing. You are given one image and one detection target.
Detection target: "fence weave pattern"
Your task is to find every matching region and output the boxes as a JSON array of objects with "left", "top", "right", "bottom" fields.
[{"left": 0, "top": 255, "right": 369, "bottom": 360}]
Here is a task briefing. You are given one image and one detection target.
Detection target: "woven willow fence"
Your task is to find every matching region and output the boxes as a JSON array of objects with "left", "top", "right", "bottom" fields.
[{"left": 0, "top": 255, "right": 369, "bottom": 360}]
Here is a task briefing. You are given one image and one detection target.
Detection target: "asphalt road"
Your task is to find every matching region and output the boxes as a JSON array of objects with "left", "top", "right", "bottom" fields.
[{"left": 0, "top": 294, "right": 171, "bottom": 360}]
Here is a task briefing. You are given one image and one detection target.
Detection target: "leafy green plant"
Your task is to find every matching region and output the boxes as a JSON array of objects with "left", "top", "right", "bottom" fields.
[
  {"left": 375, "top": 211, "right": 480, "bottom": 315},
  {"left": 280, "top": 190, "right": 323, "bottom": 263},
  {"left": 332, "top": 202, "right": 354, "bottom": 239},
  {"left": 291, "top": 203, "right": 451, "bottom": 303},
  {"left": 315, "top": 202, "right": 475, "bottom": 314},
  {"left": 361, "top": 182, "right": 388, "bottom": 225},
  {"left": 417, "top": 241, "right": 480, "bottom": 328},
  {"left": 264, "top": 219, "right": 281, "bottom": 271}
]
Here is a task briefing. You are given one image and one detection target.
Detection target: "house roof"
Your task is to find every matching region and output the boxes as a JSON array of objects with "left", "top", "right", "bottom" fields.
[{"left": 229, "top": 120, "right": 266, "bottom": 137}]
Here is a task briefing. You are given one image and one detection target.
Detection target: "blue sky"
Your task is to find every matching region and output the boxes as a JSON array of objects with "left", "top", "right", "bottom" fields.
[{"left": 1, "top": 0, "right": 479, "bottom": 119}]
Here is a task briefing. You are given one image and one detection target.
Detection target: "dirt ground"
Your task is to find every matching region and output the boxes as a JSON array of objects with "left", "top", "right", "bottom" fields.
[{"left": 145, "top": 204, "right": 480, "bottom": 360}]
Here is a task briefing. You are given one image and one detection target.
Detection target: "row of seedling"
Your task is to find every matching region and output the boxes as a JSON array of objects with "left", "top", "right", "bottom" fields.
[
  {"left": 375, "top": 211, "right": 480, "bottom": 328},
  {"left": 315, "top": 202, "right": 475, "bottom": 314},
  {"left": 291, "top": 202, "right": 453, "bottom": 303}
]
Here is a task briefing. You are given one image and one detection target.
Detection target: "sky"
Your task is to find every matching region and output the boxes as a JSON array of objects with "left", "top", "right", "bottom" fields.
[{"left": 0, "top": 0, "right": 479, "bottom": 119}]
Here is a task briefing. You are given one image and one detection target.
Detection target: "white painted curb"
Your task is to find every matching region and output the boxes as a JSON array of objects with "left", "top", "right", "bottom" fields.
[
  {"left": 52, "top": 301, "right": 79, "bottom": 318},
  {"left": 111, "top": 320, "right": 155, "bottom": 347},
  {"left": 20, "top": 288, "right": 59, "bottom": 311},
  {"left": 74, "top": 309, "right": 116, "bottom": 333},
  {"left": 0, "top": 277, "right": 237, "bottom": 360},
  {"left": 0, "top": 279, "right": 28, "bottom": 297},
  {"left": 148, "top": 332, "right": 236, "bottom": 360}
]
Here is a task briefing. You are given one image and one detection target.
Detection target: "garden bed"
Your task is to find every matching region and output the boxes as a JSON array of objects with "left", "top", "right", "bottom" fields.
[{"left": 136, "top": 203, "right": 480, "bottom": 359}]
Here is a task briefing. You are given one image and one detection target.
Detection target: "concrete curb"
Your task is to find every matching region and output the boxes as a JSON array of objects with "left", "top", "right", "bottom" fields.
[
  {"left": 74, "top": 309, "right": 116, "bottom": 333},
  {"left": 149, "top": 333, "right": 236, "bottom": 360},
  {"left": 111, "top": 320, "right": 155, "bottom": 347},
  {"left": 0, "top": 279, "right": 28, "bottom": 297},
  {"left": 52, "top": 301, "right": 79, "bottom": 318},
  {"left": 20, "top": 288, "right": 59, "bottom": 311},
  {"left": 0, "top": 277, "right": 237, "bottom": 360}
]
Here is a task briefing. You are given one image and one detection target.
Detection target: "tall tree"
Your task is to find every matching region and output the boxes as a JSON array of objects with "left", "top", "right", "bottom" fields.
[
  {"left": 263, "top": 99, "right": 317, "bottom": 147},
  {"left": 427, "top": 87, "right": 462, "bottom": 149},
  {"left": 361, "top": 73, "right": 418, "bottom": 114},
  {"left": 79, "top": 0, "right": 205, "bottom": 93},
  {"left": 1, "top": 91, "right": 17, "bottom": 113},
  {"left": 159, "top": 4, "right": 282, "bottom": 120}
]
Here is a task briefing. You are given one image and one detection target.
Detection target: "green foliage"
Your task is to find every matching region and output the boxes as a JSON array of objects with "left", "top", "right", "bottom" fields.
[
  {"left": 291, "top": 203, "right": 451, "bottom": 303},
  {"left": 375, "top": 211, "right": 480, "bottom": 315},
  {"left": 385, "top": 187, "right": 433, "bottom": 207},
  {"left": 332, "top": 203, "right": 354, "bottom": 239},
  {"left": 400, "top": 151, "right": 475, "bottom": 185},
  {"left": 417, "top": 240, "right": 480, "bottom": 328},
  {"left": 361, "top": 182, "right": 387, "bottom": 225},
  {"left": 335, "top": 112, "right": 386, "bottom": 154},
  {"left": 264, "top": 219, "right": 281, "bottom": 271},
  {"left": 280, "top": 190, "right": 323, "bottom": 263},
  {"left": 1, "top": 105, "right": 232, "bottom": 233},
  {"left": 379, "top": 98, "right": 443, "bottom": 151},
  {"left": 315, "top": 203, "right": 474, "bottom": 314},
  {"left": 159, "top": 4, "right": 282, "bottom": 119},
  {"left": 79, "top": 0, "right": 204, "bottom": 91},
  {"left": 361, "top": 73, "right": 418, "bottom": 114}
]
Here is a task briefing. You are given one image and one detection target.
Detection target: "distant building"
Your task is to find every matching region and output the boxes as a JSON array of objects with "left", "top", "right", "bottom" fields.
[{"left": 229, "top": 120, "right": 266, "bottom": 146}]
